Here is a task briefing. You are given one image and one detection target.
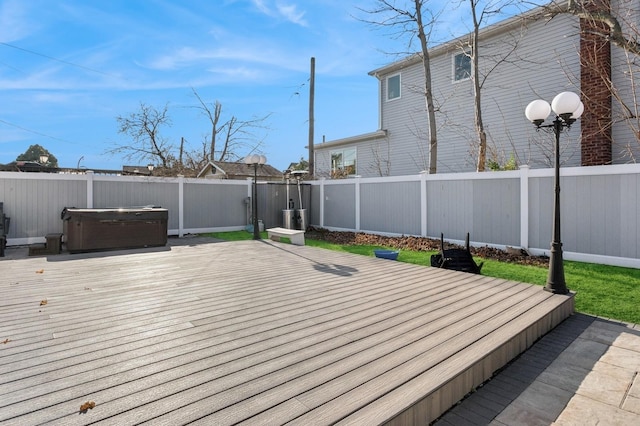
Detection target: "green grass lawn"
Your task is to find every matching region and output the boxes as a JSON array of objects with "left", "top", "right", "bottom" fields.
[{"left": 203, "top": 231, "right": 640, "bottom": 324}]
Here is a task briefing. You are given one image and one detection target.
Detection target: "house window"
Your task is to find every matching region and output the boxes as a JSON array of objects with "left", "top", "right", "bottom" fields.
[
  {"left": 386, "top": 74, "right": 401, "bottom": 100},
  {"left": 331, "top": 148, "right": 357, "bottom": 177},
  {"left": 454, "top": 52, "right": 471, "bottom": 82}
]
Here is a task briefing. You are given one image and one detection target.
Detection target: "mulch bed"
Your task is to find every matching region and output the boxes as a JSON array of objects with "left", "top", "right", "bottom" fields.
[{"left": 306, "top": 227, "right": 549, "bottom": 267}]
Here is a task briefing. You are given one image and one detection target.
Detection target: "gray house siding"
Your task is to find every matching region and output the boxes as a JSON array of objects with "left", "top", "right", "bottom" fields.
[
  {"left": 314, "top": 133, "right": 390, "bottom": 179},
  {"left": 610, "top": 4, "right": 640, "bottom": 164},
  {"left": 385, "top": 12, "right": 582, "bottom": 175},
  {"left": 380, "top": 63, "right": 430, "bottom": 175},
  {"left": 316, "top": 9, "right": 595, "bottom": 177}
]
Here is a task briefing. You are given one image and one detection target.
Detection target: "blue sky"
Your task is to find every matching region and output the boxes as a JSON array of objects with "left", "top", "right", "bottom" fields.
[
  {"left": 1, "top": 0, "right": 524, "bottom": 172},
  {"left": 0, "top": 0, "right": 414, "bottom": 172}
]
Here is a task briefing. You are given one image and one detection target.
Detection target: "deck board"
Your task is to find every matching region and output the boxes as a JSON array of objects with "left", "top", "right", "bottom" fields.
[{"left": 0, "top": 238, "right": 573, "bottom": 425}]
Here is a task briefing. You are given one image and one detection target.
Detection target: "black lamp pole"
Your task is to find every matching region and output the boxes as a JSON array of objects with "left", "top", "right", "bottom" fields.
[
  {"left": 530, "top": 114, "right": 571, "bottom": 294},
  {"left": 546, "top": 116, "right": 568, "bottom": 294},
  {"left": 526, "top": 92, "right": 582, "bottom": 295},
  {"left": 245, "top": 154, "right": 266, "bottom": 240},
  {"left": 251, "top": 163, "right": 260, "bottom": 240}
]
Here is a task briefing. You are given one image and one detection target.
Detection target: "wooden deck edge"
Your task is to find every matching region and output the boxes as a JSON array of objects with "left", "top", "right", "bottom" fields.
[{"left": 384, "top": 292, "right": 575, "bottom": 426}]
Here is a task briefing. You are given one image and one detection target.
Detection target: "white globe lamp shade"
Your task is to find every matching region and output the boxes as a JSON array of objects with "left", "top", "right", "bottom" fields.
[
  {"left": 525, "top": 100, "right": 551, "bottom": 122},
  {"left": 244, "top": 155, "right": 252, "bottom": 165},
  {"left": 551, "top": 91, "right": 581, "bottom": 115},
  {"left": 258, "top": 155, "right": 267, "bottom": 165},
  {"left": 571, "top": 101, "right": 584, "bottom": 119}
]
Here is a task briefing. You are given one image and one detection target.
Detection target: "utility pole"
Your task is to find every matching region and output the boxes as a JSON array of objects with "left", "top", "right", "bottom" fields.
[{"left": 308, "top": 57, "right": 315, "bottom": 178}]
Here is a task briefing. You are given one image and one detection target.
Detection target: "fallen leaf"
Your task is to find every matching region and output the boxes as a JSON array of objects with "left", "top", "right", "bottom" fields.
[
  {"left": 40, "top": 300, "right": 48, "bottom": 306},
  {"left": 79, "top": 401, "right": 96, "bottom": 413},
  {"left": 36, "top": 269, "right": 44, "bottom": 274},
  {"left": 1, "top": 339, "right": 10, "bottom": 344}
]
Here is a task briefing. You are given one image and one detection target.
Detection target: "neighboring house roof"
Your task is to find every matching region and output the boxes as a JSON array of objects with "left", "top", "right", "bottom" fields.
[
  {"left": 122, "top": 165, "right": 153, "bottom": 176},
  {"left": 197, "top": 161, "right": 283, "bottom": 180},
  {"left": 196, "top": 162, "right": 228, "bottom": 179},
  {"left": 314, "top": 130, "right": 387, "bottom": 149}
]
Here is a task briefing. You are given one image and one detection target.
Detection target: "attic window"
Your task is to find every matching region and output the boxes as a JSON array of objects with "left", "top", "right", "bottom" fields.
[
  {"left": 386, "top": 74, "right": 401, "bottom": 100},
  {"left": 454, "top": 52, "right": 471, "bottom": 82}
]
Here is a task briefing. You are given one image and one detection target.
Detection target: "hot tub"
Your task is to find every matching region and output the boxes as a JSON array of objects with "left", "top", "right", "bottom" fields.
[{"left": 62, "top": 207, "right": 168, "bottom": 253}]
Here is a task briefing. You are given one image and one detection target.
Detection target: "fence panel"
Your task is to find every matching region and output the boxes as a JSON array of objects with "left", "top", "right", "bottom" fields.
[
  {"left": 426, "top": 179, "right": 475, "bottom": 241},
  {"left": 0, "top": 174, "right": 86, "bottom": 238},
  {"left": 183, "top": 180, "right": 247, "bottom": 230},
  {"left": 528, "top": 175, "right": 553, "bottom": 251},
  {"left": 471, "top": 178, "right": 520, "bottom": 246},
  {"left": 94, "top": 178, "right": 180, "bottom": 229},
  {"left": 322, "top": 183, "right": 356, "bottom": 230},
  {"left": 360, "top": 181, "right": 421, "bottom": 235}
]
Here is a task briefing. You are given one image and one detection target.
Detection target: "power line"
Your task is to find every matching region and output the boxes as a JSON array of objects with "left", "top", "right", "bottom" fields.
[
  {"left": 0, "top": 118, "right": 79, "bottom": 145},
  {"left": 0, "top": 41, "right": 117, "bottom": 78}
]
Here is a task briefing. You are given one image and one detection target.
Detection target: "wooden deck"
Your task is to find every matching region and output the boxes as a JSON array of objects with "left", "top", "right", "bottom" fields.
[{"left": 0, "top": 238, "right": 574, "bottom": 425}]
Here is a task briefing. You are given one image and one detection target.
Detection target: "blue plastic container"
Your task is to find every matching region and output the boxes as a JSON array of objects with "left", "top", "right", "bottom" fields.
[{"left": 374, "top": 249, "right": 399, "bottom": 260}]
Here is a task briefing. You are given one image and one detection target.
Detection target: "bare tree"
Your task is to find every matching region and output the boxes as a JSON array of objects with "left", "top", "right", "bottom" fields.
[
  {"left": 538, "top": 0, "right": 640, "bottom": 162},
  {"left": 109, "top": 102, "right": 173, "bottom": 167},
  {"left": 569, "top": 0, "right": 640, "bottom": 161},
  {"left": 370, "top": 138, "right": 392, "bottom": 176},
  {"left": 567, "top": 0, "right": 640, "bottom": 55},
  {"left": 190, "top": 88, "right": 271, "bottom": 163},
  {"left": 358, "top": 0, "right": 441, "bottom": 173},
  {"left": 453, "top": 0, "right": 524, "bottom": 171},
  {"left": 109, "top": 93, "right": 272, "bottom": 175}
]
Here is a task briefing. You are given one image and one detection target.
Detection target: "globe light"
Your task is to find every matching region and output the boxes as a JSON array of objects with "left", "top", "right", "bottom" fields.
[
  {"left": 551, "top": 91, "right": 581, "bottom": 115},
  {"left": 525, "top": 100, "right": 551, "bottom": 122},
  {"left": 571, "top": 102, "right": 584, "bottom": 119}
]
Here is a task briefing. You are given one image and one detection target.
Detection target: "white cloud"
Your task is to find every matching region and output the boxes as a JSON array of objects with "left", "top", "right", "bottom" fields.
[
  {"left": 0, "top": 0, "right": 37, "bottom": 42},
  {"left": 276, "top": 2, "right": 308, "bottom": 26},
  {"left": 252, "top": 0, "right": 271, "bottom": 15},
  {"left": 251, "top": 0, "right": 307, "bottom": 26}
]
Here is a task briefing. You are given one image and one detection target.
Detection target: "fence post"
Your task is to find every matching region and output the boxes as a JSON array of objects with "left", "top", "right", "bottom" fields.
[
  {"left": 519, "top": 165, "right": 530, "bottom": 250},
  {"left": 319, "top": 178, "right": 325, "bottom": 228},
  {"left": 355, "top": 177, "right": 361, "bottom": 231},
  {"left": 421, "top": 172, "right": 428, "bottom": 237},
  {"left": 178, "top": 175, "right": 184, "bottom": 237},
  {"left": 86, "top": 171, "right": 94, "bottom": 208}
]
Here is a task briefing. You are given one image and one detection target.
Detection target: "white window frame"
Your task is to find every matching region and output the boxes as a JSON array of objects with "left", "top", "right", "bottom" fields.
[
  {"left": 330, "top": 147, "right": 357, "bottom": 176},
  {"left": 453, "top": 51, "right": 471, "bottom": 82},
  {"left": 386, "top": 73, "right": 401, "bottom": 101}
]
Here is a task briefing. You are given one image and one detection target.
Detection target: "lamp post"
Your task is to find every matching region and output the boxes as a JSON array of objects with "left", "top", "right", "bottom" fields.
[
  {"left": 39, "top": 154, "right": 49, "bottom": 166},
  {"left": 147, "top": 164, "right": 154, "bottom": 176},
  {"left": 525, "top": 91, "right": 584, "bottom": 294},
  {"left": 244, "top": 154, "right": 267, "bottom": 240}
]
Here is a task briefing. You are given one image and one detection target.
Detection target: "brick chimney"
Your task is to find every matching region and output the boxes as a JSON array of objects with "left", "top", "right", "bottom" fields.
[{"left": 580, "top": 0, "right": 613, "bottom": 165}]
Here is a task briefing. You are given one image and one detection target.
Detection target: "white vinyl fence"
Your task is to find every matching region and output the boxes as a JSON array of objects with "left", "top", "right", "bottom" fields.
[
  {"left": 308, "top": 164, "right": 640, "bottom": 269},
  {"left": 1, "top": 164, "right": 639, "bottom": 268}
]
